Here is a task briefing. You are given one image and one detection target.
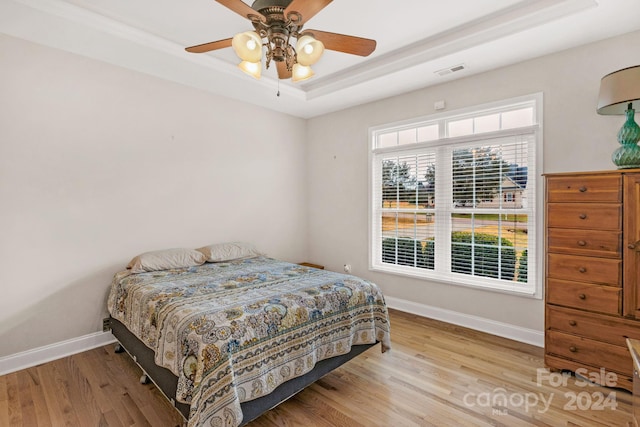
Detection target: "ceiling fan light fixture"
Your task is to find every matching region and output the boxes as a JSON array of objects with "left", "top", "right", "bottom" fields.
[
  {"left": 186, "top": 1, "right": 377, "bottom": 82},
  {"left": 295, "top": 35, "right": 324, "bottom": 66},
  {"left": 238, "top": 60, "right": 262, "bottom": 79},
  {"left": 232, "top": 31, "right": 262, "bottom": 62},
  {"left": 291, "top": 63, "right": 314, "bottom": 82}
]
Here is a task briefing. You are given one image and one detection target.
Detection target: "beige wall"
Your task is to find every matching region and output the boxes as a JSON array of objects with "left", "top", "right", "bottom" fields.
[
  {"left": 2, "top": 28, "right": 639, "bottom": 359},
  {"left": 306, "top": 30, "right": 640, "bottom": 332},
  {"left": 0, "top": 35, "right": 307, "bottom": 357}
]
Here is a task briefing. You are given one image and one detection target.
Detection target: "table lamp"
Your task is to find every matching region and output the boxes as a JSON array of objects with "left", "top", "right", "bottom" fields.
[{"left": 597, "top": 65, "right": 640, "bottom": 169}]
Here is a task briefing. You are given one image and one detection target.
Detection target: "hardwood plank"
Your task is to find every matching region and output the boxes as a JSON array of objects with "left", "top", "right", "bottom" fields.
[
  {"left": 91, "top": 345, "right": 183, "bottom": 427},
  {"left": 16, "top": 369, "right": 37, "bottom": 427},
  {"left": 22, "top": 368, "right": 51, "bottom": 427},
  {"left": 294, "top": 384, "right": 377, "bottom": 427},
  {"left": 310, "top": 374, "right": 402, "bottom": 425},
  {"left": 0, "top": 371, "right": 9, "bottom": 427},
  {"left": 61, "top": 356, "right": 103, "bottom": 426},
  {"left": 0, "top": 309, "right": 633, "bottom": 426},
  {"left": 256, "top": 402, "right": 322, "bottom": 427},
  {"left": 70, "top": 346, "right": 121, "bottom": 416},
  {"left": 71, "top": 345, "right": 136, "bottom": 427},
  {"left": 4, "top": 374, "right": 22, "bottom": 426},
  {"left": 38, "top": 359, "right": 82, "bottom": 426}
]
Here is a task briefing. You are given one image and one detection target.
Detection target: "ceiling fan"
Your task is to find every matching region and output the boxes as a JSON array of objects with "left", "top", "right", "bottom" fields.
[{"left": 185, "top": 0, "right": 377, "bottom": 81}]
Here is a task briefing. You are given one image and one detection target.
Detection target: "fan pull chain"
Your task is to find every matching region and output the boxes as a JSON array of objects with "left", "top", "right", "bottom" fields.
[{"left": 277, "top": 79, "right": 280, "bottom": 97}]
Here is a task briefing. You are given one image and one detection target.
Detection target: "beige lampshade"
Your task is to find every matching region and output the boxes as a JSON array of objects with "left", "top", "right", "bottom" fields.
[{"left": 597, "top": 65, "right": 640, "bottom": 115}]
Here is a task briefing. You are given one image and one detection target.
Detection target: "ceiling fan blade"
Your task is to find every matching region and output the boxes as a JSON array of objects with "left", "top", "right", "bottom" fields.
[
  {"left": 284, "top": 0, "right": 332, "bottom": 24},
  {"left": 215, "top": 0, "right": 265, "bottom": 22},
  {"left": 185, "top": 38, "right": 233, "bottom": 53},
  {"left": 301, "top": 30, "right": 376, "bottom": 57},
  {"left": 276, "top": 61, "right": 292, "bottom": 80}
]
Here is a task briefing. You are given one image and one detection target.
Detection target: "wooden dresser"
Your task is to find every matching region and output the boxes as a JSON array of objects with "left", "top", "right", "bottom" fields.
[{"left": 545, "top": 170, "right": 640, "bottom": 391}]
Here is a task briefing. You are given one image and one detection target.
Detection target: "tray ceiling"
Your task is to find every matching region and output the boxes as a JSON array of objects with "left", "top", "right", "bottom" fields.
[{"left": 2, "top": 0, "right": 639, "bottom": 118}]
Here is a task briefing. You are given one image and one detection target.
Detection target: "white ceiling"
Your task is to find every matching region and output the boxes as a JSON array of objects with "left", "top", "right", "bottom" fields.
[{"left": 2, "top": 0, "right": 639, "bottom": 118}]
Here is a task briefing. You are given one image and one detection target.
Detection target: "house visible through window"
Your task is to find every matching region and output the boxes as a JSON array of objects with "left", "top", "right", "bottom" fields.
[{"left": 369, "top": 94, "right": 542, "bottom": 296}]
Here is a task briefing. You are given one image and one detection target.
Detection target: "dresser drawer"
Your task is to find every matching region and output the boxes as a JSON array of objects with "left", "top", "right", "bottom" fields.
[
  {"left": 547, "top": 253, "right": 621, "bottom": 286},
  {"left": 547, "top": 203, "right": 621, "bottom": 230},
  {"left": 546, "top": 305, "right": 640, "bottom": 347},
  {"left": 547, "top": 228, "right": 621, "bottom": 258},
  {"left": 547, "top": 174, "right": 621, "bottom": 203},
  {"left": 545, "top": 354, "right": 633, "bottom": 392},
  {"left": 547, "top": 279, "right": 621, "bottom": 314},
  {"left": 546, "top": 330, "right": 631, "bottom": 376}
]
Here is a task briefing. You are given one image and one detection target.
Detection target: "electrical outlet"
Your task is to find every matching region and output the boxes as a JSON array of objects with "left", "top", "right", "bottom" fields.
[
  {"left": 102, "top": 317, "right": 111, "bottom": 332},
  {"left": 343, "top": 264, "right": 352, "bottom": 273}
]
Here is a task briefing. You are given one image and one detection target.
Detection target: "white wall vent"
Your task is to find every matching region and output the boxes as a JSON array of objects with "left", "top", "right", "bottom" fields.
[{"left": 435, "top": 64, "right": 467, "bottom": 76}]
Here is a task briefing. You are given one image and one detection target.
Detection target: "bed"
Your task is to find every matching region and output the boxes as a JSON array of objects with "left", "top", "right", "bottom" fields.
[{"left": 107, "top": 245, "right": 391, "bottom": 427}]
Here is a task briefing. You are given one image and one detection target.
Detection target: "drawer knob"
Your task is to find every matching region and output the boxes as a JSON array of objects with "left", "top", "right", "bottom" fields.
[
  {"left": 578, "top": 293, "right": 586, "bottom": 300},
  {"left": 578, "top": 267, "right": 587, "bottom": 273},
  {"left": 569, "top": 346, "right": 578, "bottom": 353},
  {"left": 577, "top": 240, "right": 586, "bottom": 246},
  {"left": 579, "top": 213, "right": 587, "bottom": 220},
  {"left": 579, "top": 186, "right": 587, "bottom": 193},
  {"left": 569, "top": 320, "right": 577, "bottom": 326},
  {"left": 629, "top": 244, "right": 637, "bottom": 250}
]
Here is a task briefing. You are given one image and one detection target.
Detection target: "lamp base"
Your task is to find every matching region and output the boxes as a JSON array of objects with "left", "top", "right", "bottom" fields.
[
  {"left": 612, "top": 108, "right": 640, "bottom": 169},
  {"left": 612, "top": 144, "right": 640, "bottom": 169}
]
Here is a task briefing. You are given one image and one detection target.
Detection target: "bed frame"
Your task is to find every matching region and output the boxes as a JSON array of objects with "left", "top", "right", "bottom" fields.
[{"left": 110, "top": 317, "right": 377, "bottom": 425}]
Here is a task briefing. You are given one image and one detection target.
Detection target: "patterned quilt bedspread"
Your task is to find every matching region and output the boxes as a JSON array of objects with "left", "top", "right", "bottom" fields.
[{"left": 107, "top": 256, "right": 391, "bottom": 426}]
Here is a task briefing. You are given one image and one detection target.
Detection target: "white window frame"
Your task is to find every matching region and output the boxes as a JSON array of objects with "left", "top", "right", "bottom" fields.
[{"left": 368, "top": 93, "right": 543, "bottom": 298}]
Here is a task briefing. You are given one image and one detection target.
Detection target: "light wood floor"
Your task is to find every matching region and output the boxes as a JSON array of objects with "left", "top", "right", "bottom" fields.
[{"left": 0, "top": 309, "right": 633, "bottom": 426}]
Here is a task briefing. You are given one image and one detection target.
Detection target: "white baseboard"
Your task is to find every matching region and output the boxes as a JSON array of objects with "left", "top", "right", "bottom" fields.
[
  {"left": 0, "top": 331, "right": 117, "bottom": 376},
  {"left": 385, "top": 296, "right": 544, "bottom": 347}
]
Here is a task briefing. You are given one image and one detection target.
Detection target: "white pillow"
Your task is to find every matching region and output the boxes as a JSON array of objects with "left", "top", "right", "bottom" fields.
[
  {"left": 127, "top": 248, "right": 207, "bottom": 273},
  {"left": 196, "top": 242, "right": 263, "bottom": 262}
]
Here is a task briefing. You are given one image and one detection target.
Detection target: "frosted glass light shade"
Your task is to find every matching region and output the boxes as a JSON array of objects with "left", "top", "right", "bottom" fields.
[
  {"left": 238, "top": 60, "right": 261, "bottom": 79},
  {"left": 295, "top": 35, "right": 324, "bottom": 66},
  {"left": 291, "top": 64, "right": 314, "bottom": 82},
  {"left": 232, "top": 31, "right": 262, "bottom": 63}
]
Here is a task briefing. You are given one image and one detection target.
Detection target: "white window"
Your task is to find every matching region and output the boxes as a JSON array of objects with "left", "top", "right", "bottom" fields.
[{"left": 369, "top": 94, "right": 542, "bottom": 296}]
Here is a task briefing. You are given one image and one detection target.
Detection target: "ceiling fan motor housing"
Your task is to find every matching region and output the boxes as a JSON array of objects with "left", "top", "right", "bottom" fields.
[
  {"left": 250, "top": 0, "right": 302, "bottom": 69},
  {"left": 251, "top": 0, "right": 293, "bottom": 11},
  {"left": 267, "top": 26, "right": 290, "bottom": 62}
]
